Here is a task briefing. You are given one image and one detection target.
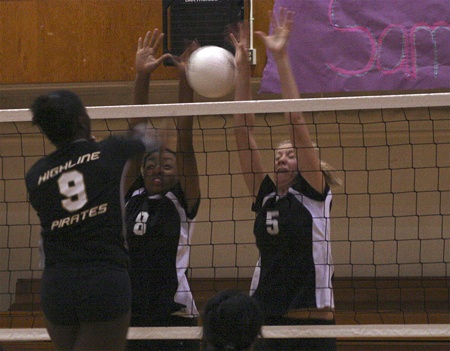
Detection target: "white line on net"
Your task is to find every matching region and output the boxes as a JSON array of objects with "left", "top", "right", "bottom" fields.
[
  {"left": 0, "top": 325, "right": 449, "bottom": 341},
  {"left": 1, "top": 93, "right": 449, "bottom": 123}
]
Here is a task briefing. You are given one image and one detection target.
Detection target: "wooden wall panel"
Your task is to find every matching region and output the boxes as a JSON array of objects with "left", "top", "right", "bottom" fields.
[
  {"left": 36, "top": 1, "right": 83, "bottom": 83},
  {"left": 0, "top": 0, "right": 274, "bottom": 84},
  {"left": 0, "top": 1, "right": 40, "bottom": 83},
  {"left": 79, "top": 1, "right": 167, "bottom": 82}
]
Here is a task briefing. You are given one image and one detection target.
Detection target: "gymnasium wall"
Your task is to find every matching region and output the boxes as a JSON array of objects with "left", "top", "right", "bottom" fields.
[
  {"left": 0, "top": 0, "right": 448, "bottom": 313},
  {"left": 1, "top": 103, "right": 449, "bottom": 312},
  {"left": 0, "top": 0, "right": 272, "bottom": 85}
]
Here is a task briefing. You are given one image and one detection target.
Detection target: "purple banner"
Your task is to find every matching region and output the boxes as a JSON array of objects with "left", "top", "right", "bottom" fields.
[{"left": 259, "top": 0, "right": 450, "bottom": 94}]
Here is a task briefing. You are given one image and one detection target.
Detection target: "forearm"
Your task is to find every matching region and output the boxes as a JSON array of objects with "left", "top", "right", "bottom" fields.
[
  {"left": 175, "top": 76, "right": 194, "bottom": 153},
  {"left": 178, "top": 74, "right": 194, "bottom": 103},
  {"left": 176, "top": 71, "right": 199, "bottom": 200},
  {"left": 234, "top": 60, "right": 254, "bottom": 131},
  {"left": 176, "top": 117, "right": 200, "bottom": 208},
  {"left": 272, "top": 53, "right": 308, "bottom": 129},
  {"left": 176, "top": 115, "right": 194, "bottom": 153},
  {"left": 275, "top": 54, "right": 299, "bottom": 100},
  {"left": 133, "top": 72, "right": 151, "bottom": 104},
  {"left": 235, "top": 61, "right": 252, "bottom": 102},
  {"left": 177, "top": 147, "right": 199, "bottom": 189}
]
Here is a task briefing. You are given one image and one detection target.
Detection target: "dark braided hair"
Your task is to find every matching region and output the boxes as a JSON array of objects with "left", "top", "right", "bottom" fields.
[
  {"left": 203, "top": 289, "right": 263, "bottom": 351},
  {"left": 31, "top": 90, "right": 88, "bottom": 147}
]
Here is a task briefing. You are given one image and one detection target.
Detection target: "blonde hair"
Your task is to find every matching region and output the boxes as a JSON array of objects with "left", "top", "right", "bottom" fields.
[{"left": 276, "top": 140, "right": 342, "bottom": 187}]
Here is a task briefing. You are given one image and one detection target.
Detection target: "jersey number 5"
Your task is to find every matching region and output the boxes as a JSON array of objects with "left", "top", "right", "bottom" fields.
[
  {"left": 58, "top": 170, "right": 88, "bottom": 212},
  {"left": 266, "top": 210, "right": 280, "bottom": 235}
]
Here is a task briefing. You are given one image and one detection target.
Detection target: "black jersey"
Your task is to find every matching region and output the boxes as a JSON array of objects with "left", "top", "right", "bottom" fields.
[
  {"left": 250, "top": 174, "right": 334, "bottom": 317},
  {"left": 25, "top": 136, "right": 145, "bottom": 268},
  {"left": 126, "top": 185, "right": 200, "bottom": 323}
]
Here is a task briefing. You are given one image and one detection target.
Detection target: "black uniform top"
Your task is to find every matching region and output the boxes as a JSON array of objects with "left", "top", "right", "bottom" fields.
[
  {"left": 25, "top": 136, "right": 145, "bottom": 268},
  {"left": 251, "top": 174, "right": 334, "bottom": 317},
  {"left": 126, "top": 185, "right": 200, "bottom": 323}
]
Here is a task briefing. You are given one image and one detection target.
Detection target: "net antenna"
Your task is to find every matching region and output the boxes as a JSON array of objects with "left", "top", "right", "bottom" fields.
[
  {"left": 248, "top": 0, "right": 257, "bottom": 64},
  {"left": 162, "top": 0, "right": 245, "bottom": 66}
]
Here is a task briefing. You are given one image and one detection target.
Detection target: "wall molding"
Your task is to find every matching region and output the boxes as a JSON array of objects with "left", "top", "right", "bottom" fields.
[{"left": 0, "top": 79, "right": 276, "bottom": 110}]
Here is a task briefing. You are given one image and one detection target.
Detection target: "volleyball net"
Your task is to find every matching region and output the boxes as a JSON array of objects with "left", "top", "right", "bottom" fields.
[{"left": 0, "top": 93, "right": 449, "bottom": 344}]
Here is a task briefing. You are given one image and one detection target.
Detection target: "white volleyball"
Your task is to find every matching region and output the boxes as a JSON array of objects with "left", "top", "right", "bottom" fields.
[{"left": 186, "top": 46, "right": 235, "bottom": 98}]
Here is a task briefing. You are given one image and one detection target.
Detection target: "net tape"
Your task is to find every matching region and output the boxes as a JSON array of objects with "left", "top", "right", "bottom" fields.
[
  {"left": 1, "top": 92, "right": 449, "bottom": 123},
  {"left": 0, "top": 325, "right": 449, "bottom": 341}
]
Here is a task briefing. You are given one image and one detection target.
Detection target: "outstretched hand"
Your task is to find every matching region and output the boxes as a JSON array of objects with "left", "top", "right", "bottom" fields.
[
  {"left": 135, "top": 29, "right": 172, "bottom": 75},
  {"left": 256, "top": 7, "right": 294, "bottom": 59},
  {"left": 229, "top": 22, "right": 251, "bottom": 71},
  {"left": 171, "top": 40, "right": 200, "bottom": 77}
]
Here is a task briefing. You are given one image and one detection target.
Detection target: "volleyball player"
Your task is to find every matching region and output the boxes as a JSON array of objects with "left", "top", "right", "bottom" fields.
[
  {"left": 25, "top": 90, "right": 158, "bottom": 351},
  {"left": 125, "top": 29, "right": 201, "bottom": 351},
  {"left": 202, "top": 289, "right": 264, "bottom": 351},
  {"left": 230, "top": 9, "right": 341, "bottom": 351}
]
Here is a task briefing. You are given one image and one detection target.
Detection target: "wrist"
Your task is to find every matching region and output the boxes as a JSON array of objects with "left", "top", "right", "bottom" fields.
[
  {"left": 272, "top": 51, "right": 289, "bottom": 61},
  {"left": 235, "top": 65, "right": 251, "bottom": 76},
  {"left": 135, "top": 70, "right": 151, "bottom": 79}
]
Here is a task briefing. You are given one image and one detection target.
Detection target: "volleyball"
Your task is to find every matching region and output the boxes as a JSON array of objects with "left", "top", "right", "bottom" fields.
[{"left": 186, "top": 46, "right": 235, "bottom": 98}]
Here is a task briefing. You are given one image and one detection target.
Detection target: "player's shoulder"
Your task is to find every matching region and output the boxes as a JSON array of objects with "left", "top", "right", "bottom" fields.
[
  {"left": 256, "top": 175, "right": 276, "bottom": 199},
  {"left": 292, "top": 174, "right": 328, "bottom": 201},
  {"left": 126, "top": 188, "right": 146, "bottom": 206},
  {"left": 25, "top": 152, "right": 56, "bottom": 185},
  {"left": 97, "top": 135, "right": 124, "bottom": 150},
  {"left": 98, "top": 134, "right": 145, "bottom": 159},
  {"left": 25, "top": 157, "right": 46, "bottom": 182}
]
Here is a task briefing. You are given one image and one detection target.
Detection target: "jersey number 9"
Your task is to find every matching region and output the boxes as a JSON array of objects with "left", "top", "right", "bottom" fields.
[{"left": 58, "top": 170, "right": 88, "bottom": 212}]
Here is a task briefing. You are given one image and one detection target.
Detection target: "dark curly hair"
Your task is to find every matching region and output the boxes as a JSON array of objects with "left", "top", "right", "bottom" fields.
[
  {"left": 203, "top": 290, "right": 263, "bottom": 351},
  {"left": 31, "top": 90, "right": 88, "bottom": 146}
]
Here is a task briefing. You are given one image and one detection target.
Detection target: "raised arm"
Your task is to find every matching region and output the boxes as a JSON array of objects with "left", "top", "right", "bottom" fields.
[
  {"left": 125, "top": 29, "right": 171, "bottom": 194},
  {"left": 256, "top": 9, "right": 325, "bottom": 193},
  {"left": 230, "top": 23, "right": 265, "bottom": 200},
  {"left": 172, "top": 43, "right": 201, "bottom": 211}
]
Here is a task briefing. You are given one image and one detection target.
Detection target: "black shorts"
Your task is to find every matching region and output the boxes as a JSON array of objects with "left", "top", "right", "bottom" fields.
[{"left": 41, "top": 262, "right": 131, "bottom": 326}]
